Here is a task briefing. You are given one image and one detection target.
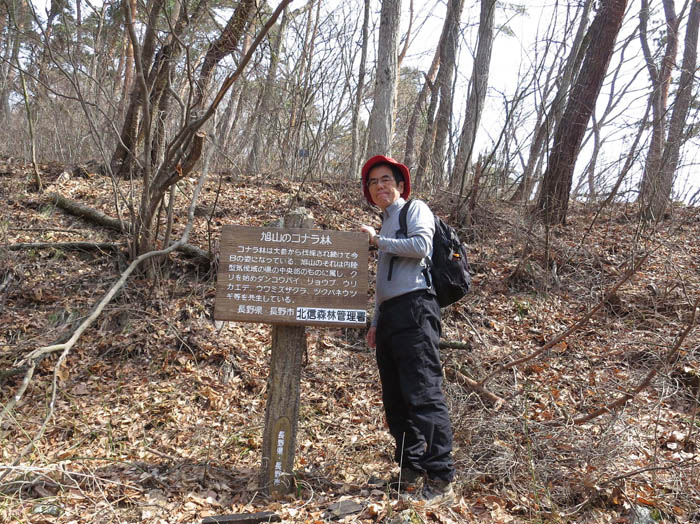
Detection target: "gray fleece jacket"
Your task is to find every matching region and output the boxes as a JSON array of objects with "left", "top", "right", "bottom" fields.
[{"left": 372, "top": 198, "right": 434, "bottom": 326}]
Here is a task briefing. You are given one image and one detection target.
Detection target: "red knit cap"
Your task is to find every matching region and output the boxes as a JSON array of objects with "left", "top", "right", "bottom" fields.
[{"left": 361, "top": 155, "right": 411, "bottom": 206}]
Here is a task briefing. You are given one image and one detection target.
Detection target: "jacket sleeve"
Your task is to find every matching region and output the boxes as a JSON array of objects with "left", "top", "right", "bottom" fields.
[{"left": 376, "top": 200, "right": 434, "bottom": 258}]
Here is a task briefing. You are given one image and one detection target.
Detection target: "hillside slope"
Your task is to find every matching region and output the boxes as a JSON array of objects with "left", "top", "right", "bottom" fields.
[{"left": 1, "top": 161, "right": 699, "bottom": 523}]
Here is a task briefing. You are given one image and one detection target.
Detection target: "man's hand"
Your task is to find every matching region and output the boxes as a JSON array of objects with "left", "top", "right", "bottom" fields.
[
  {"left": 366, "top": 326, "right": 377, "bottom": 349},
  {"left": 361, "top": 225, "right": 378, "bottom": 247}
]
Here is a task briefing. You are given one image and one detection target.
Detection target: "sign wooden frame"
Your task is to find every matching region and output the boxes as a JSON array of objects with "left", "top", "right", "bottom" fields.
[{"left": 215, "top": 225, "right": 368, "bottom": 327}]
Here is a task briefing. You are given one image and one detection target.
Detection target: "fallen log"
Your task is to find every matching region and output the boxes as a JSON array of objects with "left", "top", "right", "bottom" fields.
[
  {"left": 439, "top": 340, "right": 472, "bottom": 350},
  {"left": 46, "top": 192, "right": 211, "bottom": 261},
  {"left": 7, "top": 242, "right": 122, "bottom": 251},
  {"left": 47, "top": 192, "right": 125, "bottom": 231}
]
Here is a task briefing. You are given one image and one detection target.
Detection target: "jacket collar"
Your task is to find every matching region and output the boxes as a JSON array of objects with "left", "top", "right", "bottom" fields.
[{"left": 383, "top": 197, "right": 406, "bottom": 219}]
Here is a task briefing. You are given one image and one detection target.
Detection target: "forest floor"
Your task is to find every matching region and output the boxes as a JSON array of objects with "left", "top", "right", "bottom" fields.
[{"left": 1, "top": 159, "right": 699, "bottom": 524}]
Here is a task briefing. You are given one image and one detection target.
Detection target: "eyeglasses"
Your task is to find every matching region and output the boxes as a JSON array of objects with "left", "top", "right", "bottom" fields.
[{"left": 367, "top": 175, "right": 396, "bottom": 188}]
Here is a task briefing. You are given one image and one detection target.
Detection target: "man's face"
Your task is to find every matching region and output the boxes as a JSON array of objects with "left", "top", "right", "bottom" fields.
[{"left": 367, "top": 165, "right": 404, "bottom": 210}]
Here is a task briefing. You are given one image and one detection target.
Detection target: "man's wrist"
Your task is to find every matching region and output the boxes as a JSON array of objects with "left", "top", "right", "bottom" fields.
[{"left": 373, "top": 235, "right": 380, "bottom": 247}]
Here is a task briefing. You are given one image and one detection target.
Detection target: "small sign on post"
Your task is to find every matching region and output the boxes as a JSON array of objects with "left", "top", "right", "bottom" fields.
[{"left": 214, "top": 209, "right": 368, "bottom": 497}]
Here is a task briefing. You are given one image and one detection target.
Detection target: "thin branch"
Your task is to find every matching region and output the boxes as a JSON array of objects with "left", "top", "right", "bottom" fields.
[
  {"left": 479, "top": 253, "right": 649, "bottom": 387},
  {"left": 0, "top": 167, "right": 211, "bottom": 480},
  {"left": 573, "top": 298, "right": 698, "bottom": 425},
  {"left": 599, "top": 456, "right": 697, "bottom": 486},
  {"left": 445, "top": 366, "right": 505, "bottom": 407}
]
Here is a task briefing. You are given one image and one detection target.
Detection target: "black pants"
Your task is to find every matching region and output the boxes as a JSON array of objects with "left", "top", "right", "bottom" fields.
[{"left": 375, "top": 290, "right": 455, "bottom": 482}]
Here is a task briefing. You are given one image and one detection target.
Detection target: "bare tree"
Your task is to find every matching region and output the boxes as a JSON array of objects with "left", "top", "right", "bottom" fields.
[
  {"left": 350, "top": 0, "right": 370, "bottom": 178},
  {"left": 429, "top": 0, "right": 464, "bottom": 187},
  {"left": 510, "top": 0, "right": 594, "bottom": 203},
  {"left": 638, "top": 0, "right": 700, "bottom": 220},
  {"left": 111, "top": 0, "right": 291, "bottom": 256},
  {"left": 412, "top": 0, "right": 462, "bottom": 189},
  {"left": 637, "top": 0, "right": 681, "bottom": 205},
  {"left": 247, "top": 8, "right": 289, "bottom": 174},
  {"left": 403, "top": 38, "right": 441, "bottom": 172},
  {"left": 535, "top": 0, "right": 627, "bottom": 225},
  {"left": 451, "top": 0, "right": 496, "bottom": 191},
  {"left": 0, "top": 1, "right": 23, "bottom": 120},
  {"left": 366, "top": 0, "right": 401, "bottom": 157}
]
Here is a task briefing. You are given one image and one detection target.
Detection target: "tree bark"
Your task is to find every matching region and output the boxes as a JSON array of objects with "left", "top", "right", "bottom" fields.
[
  {"left": 637, "top": 0, "right": 679, "bottom": 212},
  {"left": 639, "top": 0, "right": 699, "bottom": 220},
  {"left": 412, "top": 79, "right": 439, "bottom": 190},
  {"left": 451, "top": 0, "right": 496, "bottom": 189},
  {"left": 195, "top": 0, "right": 257, "bottom": 109},
  {"left": 350, "top": 0, "right": 371, "bottom": 178},
  {"left": 366, "top": 0, "right": 401, "bottom": 157},
  {"left": 511, "top": 0, "right": 594, "bottom": 203},
  {"left": 430, "top": 0, "right": 464, "bottom": 187},
  {"left": 535, "top": 0, "right": 627, "bottom": 225}
]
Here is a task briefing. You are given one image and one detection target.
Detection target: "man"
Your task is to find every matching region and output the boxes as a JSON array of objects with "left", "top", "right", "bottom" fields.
[{"left": 360, "top": 155, "right": 455, "bottom": 505}]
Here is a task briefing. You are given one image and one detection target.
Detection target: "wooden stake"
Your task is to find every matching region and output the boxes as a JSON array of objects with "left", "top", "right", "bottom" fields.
[{"left": 260, "top": 208, "right": 314, "bottom": 496}]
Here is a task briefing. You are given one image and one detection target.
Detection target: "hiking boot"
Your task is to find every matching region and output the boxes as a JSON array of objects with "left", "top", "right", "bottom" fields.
[
  {"left": 388, "top": 467, "right": 424, "bottom": 493},
  {"left": 410, "top": 477, "right": 455, "bottom": 506}
]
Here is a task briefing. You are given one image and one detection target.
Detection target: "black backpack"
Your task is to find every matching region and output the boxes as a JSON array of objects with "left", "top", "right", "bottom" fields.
[{"left": 394, "top": 199, "right": 471, "bottom": 308}]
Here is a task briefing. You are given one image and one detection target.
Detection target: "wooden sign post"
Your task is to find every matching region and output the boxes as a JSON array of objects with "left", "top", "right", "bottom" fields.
[{"left": 214, "top": 208, "right": 368, "bottom": 497}]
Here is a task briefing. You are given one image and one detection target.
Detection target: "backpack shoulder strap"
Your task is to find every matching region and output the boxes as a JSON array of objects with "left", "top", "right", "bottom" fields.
[
  {"left": 397, "top": 199, "right": 412, "bottom": 237},
  {"left": 388, "top": 199, "right": 413, "bottom": 282}
]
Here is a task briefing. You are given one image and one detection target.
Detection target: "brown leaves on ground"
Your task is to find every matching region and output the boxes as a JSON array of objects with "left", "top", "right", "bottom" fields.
[{"left": 1, "top": 159, "right": 699, "bottom": 523}]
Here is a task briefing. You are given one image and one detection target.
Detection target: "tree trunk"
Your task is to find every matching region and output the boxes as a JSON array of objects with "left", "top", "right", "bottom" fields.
[
  {"left": 119, "top": 0, "right": 137, "bottom": 118},
  {"left": 451, "top": 0, "right": 496, "bottom": 189},
  {"left": 366, "top": 0, "right": 401, "bottom": 157},
  {"left": 535, "top": 0, "right": 627, "bottom": 225},
  {"left": 110, "top": 0, "right": 166, "bottom": 178},
  {"left": 637, "top": 0, "right": 698, "bottom": 221},
  {"left": 0, "top": 2, "right": 22, "bottom": 121},
  {"left": 194, "top": 0, "right": 257, "bottom": 109},
  {"left": 637, "top": 0, "right": 679, "bottom": 202},
  {"left": 350, "top": 0, "right": 371, "bottom": 179},
  {"left": 403, "top": 42, "right": 441, "bottom": 172},
  {"left": 430, "top": 0, "right": 464, "bottom": 188},
  {"left": 511, "top": 0, "right": 594, "bottom": 203},
  {"left": 585, "top": 112, "right": 601, "bottom": 201},
  {"left": 650, "top": 0, "right": 700, "bottom": 219},
  {"left": 247, "top": 9, "right": 288, "bottom": 175},
  {"left": 412, "top": 80, "right": 439, "bottom": 190}
]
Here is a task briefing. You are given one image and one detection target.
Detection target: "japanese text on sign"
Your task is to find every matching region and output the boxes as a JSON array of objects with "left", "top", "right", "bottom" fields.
[{"left": 215, "top": 226, "right": 368, "bottom": 327}]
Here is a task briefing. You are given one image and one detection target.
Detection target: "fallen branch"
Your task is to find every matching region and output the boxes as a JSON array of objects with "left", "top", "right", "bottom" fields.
[
  {"left": 598, "top": 455, "right": 697, "bottom": 486},
  {"left": 7, "top": 242, "right": 122, "bottom": 251},
  {"left": 9, "top": 227, "right": 91, "bottom": 233},
  {"left": 0, "top": 169, "right": 210, "bottom": 484},
  {"left": 445, "top": 366, "right": 504, "bottom": 407},
  {"left": 46, "top": 192, "right": 210, "bottom": 260},
  {"left": 573, "top": 298, "right": 698, "bottom": 425},
  {"left": 47, "top": 192, "right": 126, "bottom": 231},
  {"left": 439, "top": 340, "right": 472, "bottom": 350},
  {"left": 479, "top": 253, "right": 649, "bottom": 387},
  {"left": 0, "top": 366, "right": 28, "bottom": 383}
]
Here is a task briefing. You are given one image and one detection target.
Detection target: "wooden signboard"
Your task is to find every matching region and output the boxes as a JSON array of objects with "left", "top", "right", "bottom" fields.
[{"left": 215, "top": 225, "right": 368, "bottom": 327}]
